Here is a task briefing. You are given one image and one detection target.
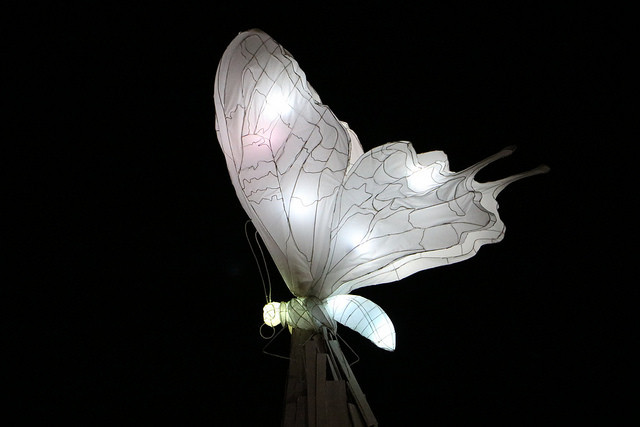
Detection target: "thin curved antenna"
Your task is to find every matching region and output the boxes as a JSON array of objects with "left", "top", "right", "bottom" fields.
[
  {"left": 254, "top": 229, "right": 272, "bottom": 302},
  {"left": 259, "top": 323, "right": 276, "bottom": 340},
  {"left": 244, "top": 220, "right": 272, "bottom": 302}
]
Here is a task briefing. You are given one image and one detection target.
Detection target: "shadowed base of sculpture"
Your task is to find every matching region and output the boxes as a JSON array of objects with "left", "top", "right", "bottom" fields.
[{"left": 282, "top": 327, "right": 377, "bottom": 427}]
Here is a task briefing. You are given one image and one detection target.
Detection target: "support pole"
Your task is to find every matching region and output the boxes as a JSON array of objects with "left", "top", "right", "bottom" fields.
[{"left": 282, "top": 327, "right": 377, "bottom": 427}]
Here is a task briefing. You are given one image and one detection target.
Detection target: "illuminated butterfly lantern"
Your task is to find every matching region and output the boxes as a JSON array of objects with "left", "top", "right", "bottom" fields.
[{"left": 214, "top": 29, "right": 547, "bottom": 351}]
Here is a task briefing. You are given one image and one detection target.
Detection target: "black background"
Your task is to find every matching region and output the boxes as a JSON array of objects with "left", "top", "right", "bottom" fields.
[{"left": 8, "top": 2, "right": 629, "bottom": 424}]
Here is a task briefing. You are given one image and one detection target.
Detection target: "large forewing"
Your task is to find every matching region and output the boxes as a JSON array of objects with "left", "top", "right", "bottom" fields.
[
  {"left": 215, "top": 30, "right": 547, "bottom": 301},
  {"left": 214, "top": 30, "right": 360, "bottom": 296}
]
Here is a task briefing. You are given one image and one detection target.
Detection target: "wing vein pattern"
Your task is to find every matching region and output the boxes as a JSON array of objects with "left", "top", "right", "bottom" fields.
[{"left": 214, "top": 29, "right": 546, "bottom": 301}]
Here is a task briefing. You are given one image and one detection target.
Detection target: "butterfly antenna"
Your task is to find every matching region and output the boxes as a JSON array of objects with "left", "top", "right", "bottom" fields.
[
  {"left": 254, "top": 229, "right": 273, "bottom": 303},
  {"left": 244, "top": 220, "right": 271, "bottom": 303}
]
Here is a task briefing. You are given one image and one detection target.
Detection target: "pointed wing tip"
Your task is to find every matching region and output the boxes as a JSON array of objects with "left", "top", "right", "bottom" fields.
[
  {"left": 373, "top": 340, "right": 396, "bottom": 351},
  {"left": 373, "top": 334, "right": 396, "bottom": 351},
  {"left": 382, "top": 340, "right": 396, "bottom": 351},
  {"left": 535, "top": 164, "right": 551, "bottom": 175}
]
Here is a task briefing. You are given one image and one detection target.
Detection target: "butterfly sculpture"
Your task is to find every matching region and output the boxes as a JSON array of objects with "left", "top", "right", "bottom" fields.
[{"left": 214, "top": 29, "right": 547, "bottom": 351}]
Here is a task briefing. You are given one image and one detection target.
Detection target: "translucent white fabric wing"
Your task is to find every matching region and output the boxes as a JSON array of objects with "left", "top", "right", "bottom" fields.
[
  {"left": 323, "top": 143, "right": 547, "bottom": 297},
  {"left": 214, "top": 29, "right": 363, "bottom": 298},
  {"left": 214, "top": 29, "right": 546, "bottom": 303},
  {"left": 325, "top": 295, "right": 396, "bottom": 351}
]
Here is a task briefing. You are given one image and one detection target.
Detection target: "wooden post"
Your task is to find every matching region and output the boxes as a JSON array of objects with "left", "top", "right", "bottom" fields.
[{"left": 282, "top": 327, "right": 378, "bottom": 427}]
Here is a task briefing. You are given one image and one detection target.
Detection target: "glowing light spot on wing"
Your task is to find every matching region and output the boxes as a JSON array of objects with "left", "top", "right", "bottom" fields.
[
  {"left": 289, "top": 197, "right": 316, "bottom": 218},
  {"left": 261, "top": 90, "right": 292, "bottom": 155},
  {"left": 407, "top": 166, "right": 439, "bottom": 193},
  {"left": 263, "top": 90, "right": 290, "bottom": 121}
]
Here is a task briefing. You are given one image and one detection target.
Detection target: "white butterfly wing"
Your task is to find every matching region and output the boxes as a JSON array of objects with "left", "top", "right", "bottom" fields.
[
  {"left": 214, "top": 29, "right": 363, "bottom": 297},
  {"left": 214, "top": 29, "right": 547, "bottom": 301},
  {"left": 325, "top": 295, "right": 396, "bottom": 351},
  {"left": 320, "top": 143, "right": 547, "bottom": 298}
]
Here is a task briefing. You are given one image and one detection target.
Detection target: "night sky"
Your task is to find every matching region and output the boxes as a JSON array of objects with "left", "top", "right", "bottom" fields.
[{"left": 8, "top": 3, "right": 627, "bottom": 424}]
